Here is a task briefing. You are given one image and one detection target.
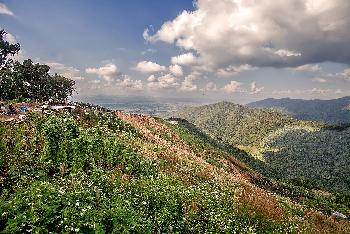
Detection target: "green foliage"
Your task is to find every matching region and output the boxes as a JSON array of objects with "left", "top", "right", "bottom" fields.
[
  {"left": 170, "top": 102, "right": 350, "bottom": 194},
  {"left": 0, "top": 110, "right": 319, "bottom": 233},
  {"left": 166, "top": 116, "right": 350, "bottom": 217},
  {"left": 0, "top": 29, "right": 75, "bottom": 102},
  {"left": 260, "top": 127, "right": 350, "bottom": 193},
  {"left": 0, "top": 29, "right": 20, "bottom": 67},
  {"left": 0, "top": 59, "right": 75, "bottom": 101},
  {"left": 169, "top": 101, "right": 298, "bottom": 147}
]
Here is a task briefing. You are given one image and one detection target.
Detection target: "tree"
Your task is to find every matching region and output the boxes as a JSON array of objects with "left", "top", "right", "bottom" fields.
[
  {"left": 0, "top": 59, "right": 75, "bottom": 101},
  {"left": 49, "top": 74, "right": 75, "bottom": 101},
  {"left": 0, "top": 29, "right": 75, "bottom": 102},
  {"left": 0, "top": 29, "right": 20, "bottom": 68}
]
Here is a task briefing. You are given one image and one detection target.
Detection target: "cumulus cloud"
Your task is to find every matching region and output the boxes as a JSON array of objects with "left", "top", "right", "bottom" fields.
[
  {"left": 294, "top": 64, "right": 321, "bottom": 72},
  {"left": 217, "top": 64, "right": 256, "bottom": 77},
  {"left": 116, "top": 75, "right": 143, "bottom": 90},
  {"left": 135, "top": 61, "right": 166, "bottom": 73},
  {"left": 171, "top": 53, "right": 197, "bottom": 66},
  {"left": 250, "top": 82, "right": 264, "bottom": 94},
  {"left": 146, "top": 0, "right": 350, "bottom": 70},
  {"left": 169, "top": 64, "right": 183, "bottom": 76},
  {"left": 335, "top": 68, "right": 350, "bottom": 81},
  {"left": 180, "top": 74, "right": 198, "bottom": 92},
  {"left": 46, "top": 62, "right": 85, "bottom": 81},
  {"left": 273, "top": 49, "right": 301, "bottom": 57},
  {"left": 147, "top": 73, "right": 179, "bottom": 90},
  {"left": 203, "top": 82, "right": 217, "bottom": 92},
  {"left": 0, "top": 3, "right": 14, "bottom": 16},
  {"left": 222, "top": 81, "right": 242, "bottom": 93},
  {"left": 310, "top": 68, "right": 350, "bottom": 82},
  {"left": 86, "top": 63, "right": 119, "bottom": 81}
]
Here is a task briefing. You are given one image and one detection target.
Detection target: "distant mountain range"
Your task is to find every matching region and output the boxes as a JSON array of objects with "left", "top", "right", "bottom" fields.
[
  {"left": 247, "top": 96, "right": 350, "bottom": 124},
  {"left": 169, "top": 101, "right": 350, "bottom": 193}
]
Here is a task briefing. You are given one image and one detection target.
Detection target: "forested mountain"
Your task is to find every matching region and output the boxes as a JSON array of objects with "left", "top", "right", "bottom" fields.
[
  {"left": 247, "top": 97, "right": 350, "bottom": 124},
  {"left": 167, "top": 101, "right": 318, "bottom": 147},
  {"left": 169, "top": 102, "right": 350, "bottom": 194}
]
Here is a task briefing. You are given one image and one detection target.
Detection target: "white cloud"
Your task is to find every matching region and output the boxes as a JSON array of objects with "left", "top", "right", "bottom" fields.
[
  {"left": 203, "top": 82, "right": 217, "bottom": 92},
  {"left": 274, "top": 49, "right": 301, "bottom": 57},
  {"left": 336, "top": 68, "right": 350, "bottom": 81},
  {"left": 147, "top": 73, "right": 179, "bottom": 90},
  {"left": 0, "top": 3, "right": 14, "bottom": 16},
  {"left": 143, "top": 28, "right": 151, "bottom": 41},
  {"left": 217, "top": 64, "right": 256, "bottom": 77},
  {"left": 116, "top": 75, "right": 143, "bottom": 90},
  {"left": 171, "top": 53, "right": 197, "bottom": 66},
  {"left": 135, "top": 61, "right": 166, "bottom": 73},
  {"left": 4, "top": 32, "right": 17, "bottom": 44},
  {"left": 2, "top": 32, "right": 28, "bottom": 61},
  {"left": 294, "top": 64, "right": 321, "bottom": 72},
  {"left": 308, "top": 88, "right": 331, "bottom": 94},
  {"left": 86, "top": 63, "right": 119, "bottom": 81},
  {"left": 180, "top": 74, "right": 198, "bottom": 92},
  {"left": 250, "top": 82, "right": 264, "bottom": 94},
  {"left": 272, "top": 90, "right": 293, "bottom": 95},
  {"left": 169, "top": 64, "right": 183, "bottom": 76},
  {"left": 222, "top": 81, "right": 242, "bottom": 93},
  {"left": 89, "top": 80, "right": 101, "bottom": 84},
  {"left": 141, "top": 48, "right": 157, "bottom": 55},
  {"left": 335, "top": 89, "right": 343, "bottom": 94},
  {"left": 312, "top": 77, "right": 328, "bottom": 83},
  {"left": 45, "top": 62, "right": 84, "bottom": 81},
  {"left": 147, "top": 0, "right": 350, "bottom": 70},
  {"left": 311, "top": 68, "right": 350, "bottom": 82},
  {"left": 147, "top": 74, "right": 157, "bottom": 82}
]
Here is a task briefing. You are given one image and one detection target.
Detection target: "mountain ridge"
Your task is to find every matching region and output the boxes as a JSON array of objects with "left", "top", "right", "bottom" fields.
[
  {"left": 169, "top": 101, "right": 350, "bottom": 194},
  {"left": 247, "top": 96, "right": 350, "bottom": 124}
]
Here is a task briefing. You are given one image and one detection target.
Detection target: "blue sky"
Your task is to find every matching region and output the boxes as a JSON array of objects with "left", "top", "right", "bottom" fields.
[{"left": 1, "top": 0, "right": 350, "bottom": 103}]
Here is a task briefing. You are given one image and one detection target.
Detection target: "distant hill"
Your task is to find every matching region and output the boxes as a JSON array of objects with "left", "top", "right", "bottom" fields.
[
  {"left": 167, "top": 101, "right": 314, "bottom": 147},
  {"left": 247, "top": 96, "right": 350, "bottom": 124},
  {"left": 169, "top": 101, "right": 350, "bottom": 194}
]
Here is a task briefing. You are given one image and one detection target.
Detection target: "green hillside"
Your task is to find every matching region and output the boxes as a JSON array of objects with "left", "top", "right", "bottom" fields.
[
  {"left": 247, "top": 97, "right": 350, "bottom": 124},
  {"left": 1, "top": 104, "right": 349, "bottom": 233},
  {"left": 169, "top": 102, "right": 350, "bottom": 194}
]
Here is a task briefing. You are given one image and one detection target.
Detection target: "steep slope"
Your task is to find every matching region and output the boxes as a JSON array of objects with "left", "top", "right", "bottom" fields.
[
  {"left": 1, "top": 104, "right": 349, "bottom": 233},
  {"left": 169, "top": 102, "right": 350, "bottom": 194},
  {"left": 247, "top": 96, "right": 350, "bottom": 124}
]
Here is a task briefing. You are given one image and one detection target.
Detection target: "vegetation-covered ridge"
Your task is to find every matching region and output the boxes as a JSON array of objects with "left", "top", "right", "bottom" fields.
[
  {"left": 169, "top": 101, "right": 350, "bottom": 194},
  {"left": 247, "top": 96, "right": 350, "bottom": 124},
  {"left": 1, "top": 104, "right": 349, "bottom": 233}
]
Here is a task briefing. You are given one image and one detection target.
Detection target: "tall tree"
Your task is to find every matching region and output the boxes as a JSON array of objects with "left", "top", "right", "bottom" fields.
[{"left": 0, "top": 29, "right": 75, "bottom": 102}]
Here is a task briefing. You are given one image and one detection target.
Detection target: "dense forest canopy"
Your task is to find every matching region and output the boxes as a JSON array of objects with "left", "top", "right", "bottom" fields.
[{"left": 0, "top": 29, "right": 75, "bottom": 102}]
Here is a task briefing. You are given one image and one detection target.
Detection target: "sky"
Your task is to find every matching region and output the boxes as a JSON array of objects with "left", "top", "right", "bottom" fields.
[{"left": 1, "top": 0, "right": 350, "bottom": 104}]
